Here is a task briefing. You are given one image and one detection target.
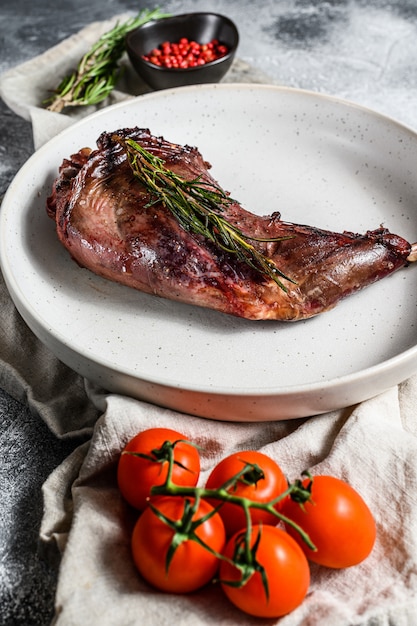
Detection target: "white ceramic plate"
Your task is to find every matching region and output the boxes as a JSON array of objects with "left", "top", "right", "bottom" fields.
[{"left": 2, "top": 84, "right": 417, "bottom": 421}]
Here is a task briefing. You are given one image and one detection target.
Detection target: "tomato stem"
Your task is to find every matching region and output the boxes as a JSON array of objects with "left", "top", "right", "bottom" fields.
[
  {"left": 142, "top": 440, "right": 316, "bottom": 596},
  {"left": 151, "top": 476, "right": 316, "bottom": 550},
  {"left": 122, "top": 434, "right": 319, "bottom": 602},
  {"left": 122, "top": 438, "right": 200, "bottom": 476},
  {"left": 149, "top": 492, "right": 233, "bottom": 573}
]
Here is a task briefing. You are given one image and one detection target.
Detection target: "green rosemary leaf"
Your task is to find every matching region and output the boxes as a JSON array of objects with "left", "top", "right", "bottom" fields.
[
  {"left": 113, "top": 135, "right": 296, "bottom": 291},
  {"left": 44, "top": 8, "right": 169, "bottom": 112}
]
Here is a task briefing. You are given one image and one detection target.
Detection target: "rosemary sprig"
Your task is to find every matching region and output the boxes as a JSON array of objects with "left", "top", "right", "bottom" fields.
[
  {"left": 44, "top": 8, "right": 169, "bottom": 113},
  {"left": 113, "top": 135, "right": 296, "bottom": 291}
]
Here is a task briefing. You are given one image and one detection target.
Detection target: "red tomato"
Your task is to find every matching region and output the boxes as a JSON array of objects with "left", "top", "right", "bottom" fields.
[
  {"left": 205, "top": 450, "right": 287, "bottom": 536},
  {"left": 131, "top": 496, "right": 226, "bottom": 593},
  {"left": 282, "top": 475, "right": 376, "bottom": 568},
  {"left": 220, "top": 525, "right": 310, "bottom": 618},
  {"left": 117, "top": 428, "right": 200, "bottom": 510}
]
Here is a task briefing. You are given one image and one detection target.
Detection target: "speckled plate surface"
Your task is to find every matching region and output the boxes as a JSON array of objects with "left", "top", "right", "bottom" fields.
[{"left": 2, "top": 84, "right": 417, "bottom": 420}]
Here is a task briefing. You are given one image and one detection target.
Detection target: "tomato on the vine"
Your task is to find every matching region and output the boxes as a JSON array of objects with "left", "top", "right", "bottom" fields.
[
  {"left": 219, "top": 524, "right": 310, "bottom": 618},
  {"left": 117, "top": 428, "right": 200, "bottom": 510},
  {"left": 282, "top": 474, "right": 376, "bottom": 568},
  {"left": 131, "top": 496, "right": 226, "bottom": 593},
  {"left": 205, "top": 450, "right": 288, "bottom": 536}
]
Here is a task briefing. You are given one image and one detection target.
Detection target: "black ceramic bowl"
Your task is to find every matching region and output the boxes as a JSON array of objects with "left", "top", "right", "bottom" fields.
[{"left": 126, "top": 13, "right": 239, "bottom": 90}]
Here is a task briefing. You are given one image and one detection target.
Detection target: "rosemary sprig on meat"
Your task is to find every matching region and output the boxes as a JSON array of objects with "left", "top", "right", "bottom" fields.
[
  {"left": 44, "top": 8, "right": 168, "bottom": 113},
  {"left": 114, "top": 135, "right": 295, "bottom": 291}
]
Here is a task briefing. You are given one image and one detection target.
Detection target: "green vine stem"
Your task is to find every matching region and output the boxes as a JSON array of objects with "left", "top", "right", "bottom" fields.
[
  {"left": 148, "top": 491, "right": 230, "bottom": 573},
  {"left": 124, "top": 438, "right": 316, "bottom": 595},
  {"left": 220, "top": 525, "right": 271, "bottom": 596},
  {"left": 150, "top": 470, "right": 316, "bottom": 550},
  {"left": 142, "top": 439, "right": 313, "bottom": 545}
]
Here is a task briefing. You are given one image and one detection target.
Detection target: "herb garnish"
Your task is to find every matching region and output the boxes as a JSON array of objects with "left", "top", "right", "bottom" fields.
[
  {"left": 44, "top": 8, "right": 168, "bottom": 113},
  {"left": 113, "top": 135, "right": 295, "bottom": 291}
]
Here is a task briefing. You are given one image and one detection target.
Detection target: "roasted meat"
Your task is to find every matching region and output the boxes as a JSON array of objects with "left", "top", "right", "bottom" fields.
[{"left": 46, "top": 127, "right": 415, "bottom": 321}]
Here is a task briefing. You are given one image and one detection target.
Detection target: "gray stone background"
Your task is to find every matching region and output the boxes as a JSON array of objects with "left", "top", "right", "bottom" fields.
[{"left": 1, "top": 0, "right": 417, "bottom": 623}]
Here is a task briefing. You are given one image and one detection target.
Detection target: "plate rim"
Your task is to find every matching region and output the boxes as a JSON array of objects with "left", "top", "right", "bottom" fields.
[{"left": 2, "top": 82, "right": 417, "bottom": 401}]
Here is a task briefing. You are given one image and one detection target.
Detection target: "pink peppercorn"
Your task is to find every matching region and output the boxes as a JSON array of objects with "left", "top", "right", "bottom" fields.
[{"left": 142, "top": 37, "right": 230, "bottom": 69}]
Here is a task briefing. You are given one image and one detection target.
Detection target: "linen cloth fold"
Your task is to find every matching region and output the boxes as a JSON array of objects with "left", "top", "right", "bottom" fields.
[
  {"left": 1, "top": 15, "right": 417, "bottom": 626},
  {"left": 0, "top": 270, "right": 99, "bottom": 438},
  {"left": 40, "top": 384, "right": 417, "bottom": 626}
]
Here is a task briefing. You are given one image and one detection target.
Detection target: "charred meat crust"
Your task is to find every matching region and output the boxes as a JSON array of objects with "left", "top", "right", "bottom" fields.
[{"left": 46, "top": 127, "right": 412, "bottom": 321}]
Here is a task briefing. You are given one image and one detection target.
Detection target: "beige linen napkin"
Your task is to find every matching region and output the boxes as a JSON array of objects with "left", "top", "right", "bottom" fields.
[
  {"left": 2, "top": 15, "right": 417, "bottom": 626},
  {"left": 40, "top": 382, "right": 417, "bottom": 625},
  {"left": 0, "top": 269, "right": 99, "bottom": 438}
]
